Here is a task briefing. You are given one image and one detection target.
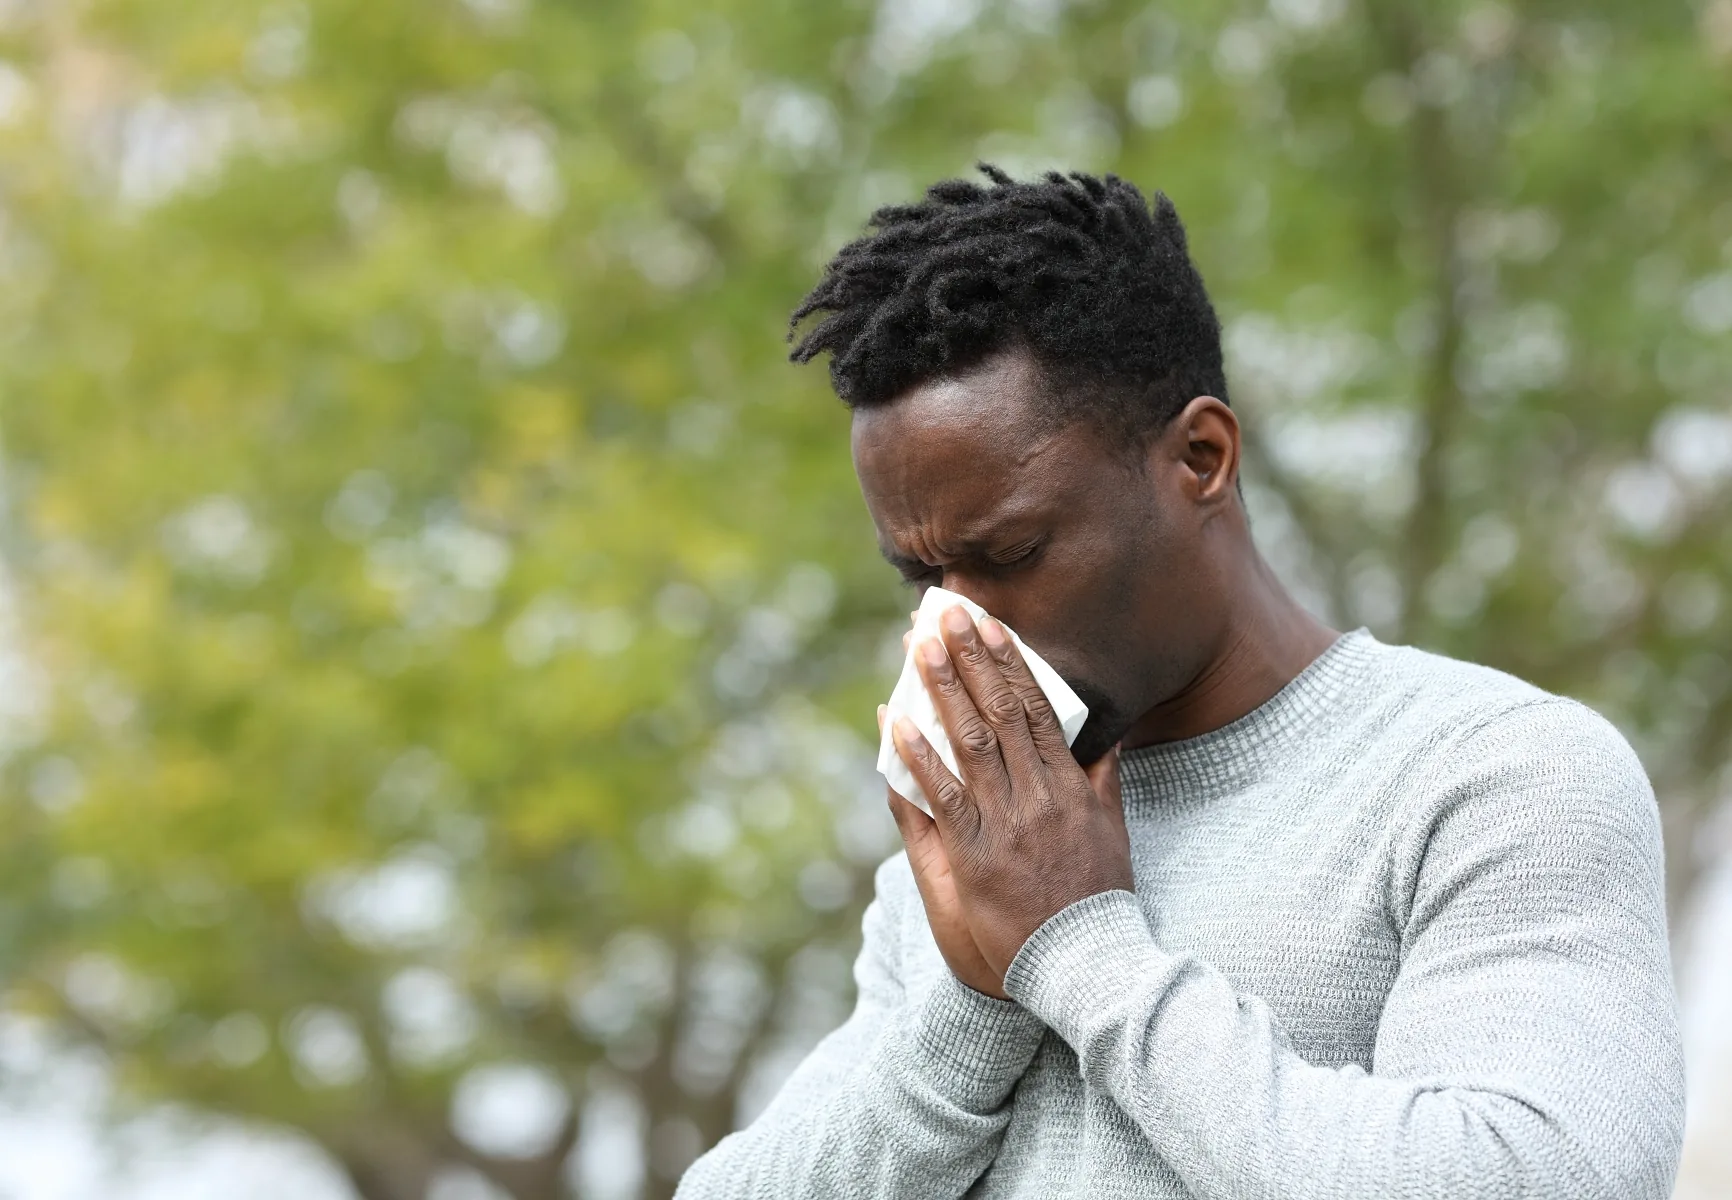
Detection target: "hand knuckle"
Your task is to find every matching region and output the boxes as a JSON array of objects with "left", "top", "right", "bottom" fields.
[
  {"left": 957, "top": 718, "right": 998, "bottom": 757},
  {"left": 1018, "top": 793, "right": 1058, "bottom": 829},
  {"left": 958, "top": 639, "right": 993, "bottom": 668},
  {"left": 1035, "top": 788, "right": 1065, "bottom": 821},
  {"left": 985, "top": 689, "right": 1024, "bottom": 725},
  {"left": 934, "top": 776, "right": 971, "bottom": 813},
  {"left": 1022, "top": 689, "right": 1056, "bottom": 723}
]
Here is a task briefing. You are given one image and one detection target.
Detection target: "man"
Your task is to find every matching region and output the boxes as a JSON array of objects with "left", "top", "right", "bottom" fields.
[{"left": 676, "top": 166, "right": 1684, "bottom": 1198}]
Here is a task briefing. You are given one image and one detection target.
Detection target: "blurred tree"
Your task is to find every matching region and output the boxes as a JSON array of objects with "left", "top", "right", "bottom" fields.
[{"left": 0, "top": 1, "right": 1726, "bottom": 1197}]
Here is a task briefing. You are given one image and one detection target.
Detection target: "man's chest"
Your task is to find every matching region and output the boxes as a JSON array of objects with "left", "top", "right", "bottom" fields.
[
  {"left": 895, "top": 779, "right": 1414, "bottom": 1067},
  {"left": 1118, "top": 787, "right": 1407, "bottom": 1066}
]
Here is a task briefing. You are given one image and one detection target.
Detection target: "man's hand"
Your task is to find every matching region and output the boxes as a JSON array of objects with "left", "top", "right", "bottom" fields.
[
  {"left": 879, "top": 704, "right": 1010, "bottom": 998},
  {"left": 890, "top": 604, "right": 1132, "bottom": 983}
]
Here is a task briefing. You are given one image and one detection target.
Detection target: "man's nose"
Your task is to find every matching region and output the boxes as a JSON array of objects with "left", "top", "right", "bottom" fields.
[{"left": 936, "top": 573, "right": 1013, "bottom": 624}]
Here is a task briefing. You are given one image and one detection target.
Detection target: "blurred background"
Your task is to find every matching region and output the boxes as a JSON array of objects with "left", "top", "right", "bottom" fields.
[{"left": 0, "top": 0, "right": 1728, "bottom": 1197}]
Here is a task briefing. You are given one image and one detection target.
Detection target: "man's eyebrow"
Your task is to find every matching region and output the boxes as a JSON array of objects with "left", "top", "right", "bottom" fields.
[
  {"left": 878, "top": 533, "right": 1023, "bottom": 572},
  {"left": 875, "top": 504, "right": 1050, "bottom": 574}
]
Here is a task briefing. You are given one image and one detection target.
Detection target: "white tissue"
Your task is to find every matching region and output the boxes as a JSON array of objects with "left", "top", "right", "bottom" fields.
[{"left": 876, "top": 585, "right": 1089, "bottom": 816}]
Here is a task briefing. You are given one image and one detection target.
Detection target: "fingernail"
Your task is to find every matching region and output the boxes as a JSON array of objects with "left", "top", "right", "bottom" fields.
[
  {"left": 894, "top": 715, "right": 924, "bottom": 747},
  {"left": 919, "top": 637, "right": 950, "bottom": 675},
  {"left": 943, "top": 605, "right": 972, "bottom": 635},
  {"left": 979, "top": 617, "right": 1007, "bottom": 648}
]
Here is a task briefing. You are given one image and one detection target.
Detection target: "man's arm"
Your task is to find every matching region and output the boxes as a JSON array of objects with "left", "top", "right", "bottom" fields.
[
  {"left": 1000, "top": 701, "right": 1685, "bottom": 1199},
  {"left": 675, "top": 853, "right": 1046, "bottom": 1199}
]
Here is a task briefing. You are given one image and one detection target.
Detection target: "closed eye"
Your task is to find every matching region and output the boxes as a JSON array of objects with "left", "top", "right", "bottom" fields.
[
  {"left": 987, "top": 539, "right": 1045, "bottom": 571},
  {"left": 889, "top": 538, "right": 1045, "bottom": 588}
]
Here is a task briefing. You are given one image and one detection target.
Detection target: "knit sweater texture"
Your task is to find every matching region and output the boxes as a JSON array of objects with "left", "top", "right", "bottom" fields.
[{"left": 676, "top": 629, "right": 1685, "bottom": 1198}]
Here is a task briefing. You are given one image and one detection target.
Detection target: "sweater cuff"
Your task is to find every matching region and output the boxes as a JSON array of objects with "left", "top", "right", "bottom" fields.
[
  {"left": 902, "top": 970, "right": 1046, "bottom": 1109},
  {"left": 1002, "top": 889, "right": 1167, "bottom": 1046}
]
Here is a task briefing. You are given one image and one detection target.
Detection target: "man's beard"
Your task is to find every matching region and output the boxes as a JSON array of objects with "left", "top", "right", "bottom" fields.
[{"left": 1064, "top": 676, "right": 1134, "bottom": 767}]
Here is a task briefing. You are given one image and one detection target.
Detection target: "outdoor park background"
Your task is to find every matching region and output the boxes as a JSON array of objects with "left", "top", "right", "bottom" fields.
[{"left": 0, "top": 0, "right": 1730, "bottom": 1197}]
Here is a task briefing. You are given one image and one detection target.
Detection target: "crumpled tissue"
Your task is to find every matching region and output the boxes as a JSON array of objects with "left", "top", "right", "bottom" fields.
[{"left": 876, "top": 585, "right": 1089, "bottom": 816}]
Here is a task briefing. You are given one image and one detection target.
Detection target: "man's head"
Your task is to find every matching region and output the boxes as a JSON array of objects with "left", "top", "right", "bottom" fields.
[{"left": 790, "top": 165, "right": 1249, "bottom": 762}]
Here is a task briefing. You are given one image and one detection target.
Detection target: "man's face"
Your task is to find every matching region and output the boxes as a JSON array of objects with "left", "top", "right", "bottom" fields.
[{"left": 850, "top": 348, "right": 1220, "bottom": 764}]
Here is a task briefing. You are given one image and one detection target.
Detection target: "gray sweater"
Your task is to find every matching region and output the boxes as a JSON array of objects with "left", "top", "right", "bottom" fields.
[{"left": 677, "top": 630, "right": 1685, "bottom": 1198}]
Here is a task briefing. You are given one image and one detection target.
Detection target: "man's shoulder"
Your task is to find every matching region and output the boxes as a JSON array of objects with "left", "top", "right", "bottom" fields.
[
  {"left": 1360, "top": 634, "right": 1648, "bottom": 794},
  {"left": 1361, "top": 635, "right": 1609, "bottom": 744},
  {"left": 1364, "top": 634, "right": 1551, "bottom": 720}
]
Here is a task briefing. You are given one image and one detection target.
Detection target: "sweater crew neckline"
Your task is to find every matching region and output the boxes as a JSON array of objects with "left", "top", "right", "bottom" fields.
[{"left": 1116, "top": 627, "right": 1380, "bottom": 807}]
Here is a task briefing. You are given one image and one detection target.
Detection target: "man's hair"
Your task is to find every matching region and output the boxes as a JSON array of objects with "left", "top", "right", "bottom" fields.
[{"left": 788, "top": 163, "right": 1228, "bottom": 444}]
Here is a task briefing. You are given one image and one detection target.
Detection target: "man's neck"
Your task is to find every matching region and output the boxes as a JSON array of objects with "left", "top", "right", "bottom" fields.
[{"left": 1120, "top": 552, "right": 1340, "bottom": 749}]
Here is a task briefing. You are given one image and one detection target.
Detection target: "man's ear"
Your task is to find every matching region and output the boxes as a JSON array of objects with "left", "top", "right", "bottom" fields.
[{"left": 1154, "top": 396, "right": 1240, "bottom": 508}]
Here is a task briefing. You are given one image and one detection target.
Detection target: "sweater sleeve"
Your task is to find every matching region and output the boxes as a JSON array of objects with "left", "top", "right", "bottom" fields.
[
  {"left": 676, "top": 853, "right": 1047, "bottom": 1199},
  {"left": 1001, "top": 700, "right": 1685, "bottom": 1200}
]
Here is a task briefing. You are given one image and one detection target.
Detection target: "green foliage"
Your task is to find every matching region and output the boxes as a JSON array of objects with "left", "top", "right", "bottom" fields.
[{"left": 0, "top": 1, "right": 1727, "bottom": 1197}]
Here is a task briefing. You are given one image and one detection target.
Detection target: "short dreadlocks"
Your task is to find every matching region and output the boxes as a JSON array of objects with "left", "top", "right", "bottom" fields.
[{"left": 789, "top": 164, "right": 1228, "bottom": 445}]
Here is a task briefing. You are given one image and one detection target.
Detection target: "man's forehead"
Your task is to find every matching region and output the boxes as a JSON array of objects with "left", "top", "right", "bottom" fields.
[
  {"left": 853, "top": 353, "right": 1048, "bottom": 443},
  {"left": 854, "top": 407, "right": 1049, "bottom": 513},
  {"left": 850, "top": 371, "right": 1058, "bottom": 500}
]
